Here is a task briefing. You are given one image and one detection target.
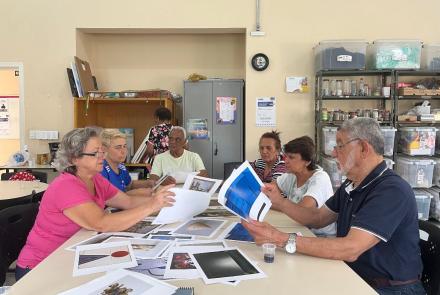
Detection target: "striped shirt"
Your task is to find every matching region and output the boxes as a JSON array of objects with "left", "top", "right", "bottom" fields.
[{"left": 250, "top": 155, "right": 287, "bottom": 183}]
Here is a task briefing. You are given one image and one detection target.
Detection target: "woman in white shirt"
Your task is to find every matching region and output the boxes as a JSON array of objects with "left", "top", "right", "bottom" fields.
[{"left": 264, "top": 136, "right": 336, "bottom": 236}]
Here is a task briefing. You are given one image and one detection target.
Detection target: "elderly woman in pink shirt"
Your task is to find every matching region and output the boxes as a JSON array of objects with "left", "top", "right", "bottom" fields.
[{"left": 15, "top": 127, "right": 175, "bottom": 281}]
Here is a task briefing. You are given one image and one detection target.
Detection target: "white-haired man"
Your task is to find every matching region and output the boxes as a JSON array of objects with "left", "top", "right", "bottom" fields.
[
  {"left": 243, "top": 118, "right": 424, "bottom": 295},
  {"left": 149, "top": 126, "right": 208, "bottom": 185}
]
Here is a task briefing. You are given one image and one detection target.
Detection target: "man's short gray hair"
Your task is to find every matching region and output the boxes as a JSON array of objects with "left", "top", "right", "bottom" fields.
[
  {"left": 339, "top": 118, "right": 384, "bottom": 155},
  {"left": 170, "top": 126, "right": 187, "bottom": 143},
  {"left": 53, "top": 126, "right": 102, "bottom": 174}
]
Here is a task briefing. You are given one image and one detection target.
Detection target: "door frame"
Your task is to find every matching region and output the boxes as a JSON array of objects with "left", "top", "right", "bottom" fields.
[{"left": 0, "top": 62, "right": 25, "bottom": 149}]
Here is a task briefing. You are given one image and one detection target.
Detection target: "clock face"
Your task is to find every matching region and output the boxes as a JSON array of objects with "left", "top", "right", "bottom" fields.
[{"left": 251, "top": 53, "right": 269, "bottom": 71}]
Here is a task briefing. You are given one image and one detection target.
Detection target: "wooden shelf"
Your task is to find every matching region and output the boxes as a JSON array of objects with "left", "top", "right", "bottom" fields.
[
  {"left": 74, "top": 96, "right": 175, "bottom": 152},
  {"left": 74, "top": 97, "right": 166, "bottom": 103}
]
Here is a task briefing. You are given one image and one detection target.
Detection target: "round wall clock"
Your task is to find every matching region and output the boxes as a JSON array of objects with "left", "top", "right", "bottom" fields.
[{"left": 251, "top": 53, "right": 269, "bottom": 71}]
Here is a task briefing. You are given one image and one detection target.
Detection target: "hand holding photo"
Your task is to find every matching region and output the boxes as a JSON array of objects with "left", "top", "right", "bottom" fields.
[{"left": 218, "top": 161, "right": 272, "bottom": 221}]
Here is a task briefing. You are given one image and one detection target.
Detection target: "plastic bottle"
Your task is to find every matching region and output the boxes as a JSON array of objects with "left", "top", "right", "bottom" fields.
[{"left": 359, "top": 78, "right": 365, "bottom": 96}]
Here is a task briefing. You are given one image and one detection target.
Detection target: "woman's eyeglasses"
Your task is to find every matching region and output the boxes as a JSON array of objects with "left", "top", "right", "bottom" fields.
[{"left": 80, "top": 151, "right": 107, "bottom": 158}]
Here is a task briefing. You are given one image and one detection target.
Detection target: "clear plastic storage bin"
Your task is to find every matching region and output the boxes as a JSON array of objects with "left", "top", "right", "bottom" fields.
[
  {"left": 396, "top": 157, "right": 435, "bottom": 188},
  {"left": 370, "top": 39, "right": 422, "bottom": 69},
  {"left": 398, "top": 127, "right": 437, "bottom": 156},
  {"left": 381, "top": 127, "right": 397, "bottom": 156},
  {"left": 384, "top": 158, "right": 395, "bottom": 170},
  {"left": 413, "top": 189, "right": 433, "bottom": 220},
  {"left": 424, "top": 187, "right": 440, "bottom": 221},
  {"left": 321, "top": 126, "right": 338, "bottom": 156},
  {"left": 314, "top": 40, "right": 367, "bottom": 72},
  {"left": 432, "top": 157, "right": 440, "bottom": 187},
  {"left": 321, "top": 156, "right": 345, "bottom": 190},
  {"left": 422, "top": 44, "right": 440, "bottom": 71}
]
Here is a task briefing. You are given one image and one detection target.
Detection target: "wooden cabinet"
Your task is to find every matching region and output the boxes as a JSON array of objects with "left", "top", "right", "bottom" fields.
[{"left": 73, "top": 97, "right": 175, "bottom": 150}]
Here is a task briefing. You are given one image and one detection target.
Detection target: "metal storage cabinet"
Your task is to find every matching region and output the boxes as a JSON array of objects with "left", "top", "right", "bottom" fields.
[{"left": 183, "top": 79, "right": 244, "bottom": 179}]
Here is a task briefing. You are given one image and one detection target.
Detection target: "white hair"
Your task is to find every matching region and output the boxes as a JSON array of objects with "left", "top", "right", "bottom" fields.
[{"left": 170, "top": 126, "right": 188, "bottom": 143}]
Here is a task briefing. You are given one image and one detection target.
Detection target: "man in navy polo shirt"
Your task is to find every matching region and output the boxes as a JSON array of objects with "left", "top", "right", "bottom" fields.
[{"left": 243, "top": 118, "right": 425, "bottom": 295}]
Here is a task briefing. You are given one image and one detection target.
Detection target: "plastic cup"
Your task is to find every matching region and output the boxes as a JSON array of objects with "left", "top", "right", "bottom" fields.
[
  {"left": 262, "top": 243, "right": 276, "bottom": 263},
  {"left": 0, "top": 286, "right": 11, "bottom": 294}
]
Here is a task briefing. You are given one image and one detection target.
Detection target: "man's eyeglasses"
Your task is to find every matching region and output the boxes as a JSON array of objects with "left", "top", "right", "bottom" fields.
[
  {"left": 80, "top": 151, "right": 107, "bottom": 158},
  {"left": 333, "top": 138, "right": 360, "bottom": 151},
  {"left": 112, "top": 144, "right": 127, "bottom": 151}
]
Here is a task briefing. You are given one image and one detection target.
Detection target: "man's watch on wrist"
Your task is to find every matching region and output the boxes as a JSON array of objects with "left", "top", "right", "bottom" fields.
[{"left": 284, "top": 233, "right": 297, "bottom": 254}]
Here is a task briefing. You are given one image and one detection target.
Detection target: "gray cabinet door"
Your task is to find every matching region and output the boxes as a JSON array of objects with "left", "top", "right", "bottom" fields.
[
  {"left": 212, "top": 80, "right": 244, "bottom": 179},
  {"left": 183, "top": 81, "right": 213, "bottom": 176},
  {"left": 184, "top": 80, "right": 244, "bottom": 179}
]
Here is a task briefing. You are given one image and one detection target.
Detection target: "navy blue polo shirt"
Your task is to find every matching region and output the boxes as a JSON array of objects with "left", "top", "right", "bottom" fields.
[
  {"left": 101, "top": 159, "right": 132, "bottom": 192},
  {"left": 325, "top": 161, "right": 423, "bottom": 281}
]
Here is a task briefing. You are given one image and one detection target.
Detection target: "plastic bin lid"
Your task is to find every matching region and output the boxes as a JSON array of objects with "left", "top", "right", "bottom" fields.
[
  {"left": 422, "top": 44, "right": 440, "bottom": 48},
  {"left": 380, "top": 127, "right": 397, "bottom": 131},
  {"left": 318, "top": 39, "right": 368, "bottom": 45},
  {"left": 396, "top": 157, "right": 436, "bottom": 165},
  {"left": 415, "top": 194, "right": 432, "bottom": 199},
  {"left": 322, "top": 126, "right": 338, "bottom": 131},
  {"left": 373, "top": 39, "right": 422, "bottom": 44},
  {"left": 399, "top": 126, "right": 437, "bottom": 131}
]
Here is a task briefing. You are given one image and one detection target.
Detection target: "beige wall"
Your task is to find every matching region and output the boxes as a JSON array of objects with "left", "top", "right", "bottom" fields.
[
  {"left": 1, "top": 0, "right": 440, "bottom": 159},
  {"left": 0, "top": 69, "right": 20, "bottom": 165}
]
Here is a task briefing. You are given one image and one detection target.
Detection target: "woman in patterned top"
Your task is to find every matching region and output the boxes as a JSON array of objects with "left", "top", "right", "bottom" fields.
[
  {"left": 250, "top": 131, "right": 286, "bottom": 183},
  {"left": 145, "top": 107, "right": 173, "bottom": 166}
]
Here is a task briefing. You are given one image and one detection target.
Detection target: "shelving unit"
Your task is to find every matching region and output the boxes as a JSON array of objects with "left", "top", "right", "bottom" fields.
[
  {"left": 316, "top": 69, "right": 440, "bottom": 192},
  {"left": 315, "top": 70, "right": 394, "bottom": 161},
  {"left": 73, "top": 97, "right": 175, "bottom": 153}
]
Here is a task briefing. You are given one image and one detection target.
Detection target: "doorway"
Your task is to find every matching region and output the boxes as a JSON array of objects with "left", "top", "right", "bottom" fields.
[{"left": 0, "top": 63, "right": 24, "bottom": 165}]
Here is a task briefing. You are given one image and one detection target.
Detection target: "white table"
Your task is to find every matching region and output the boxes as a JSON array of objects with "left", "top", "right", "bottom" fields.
[
  {"left": 0, "top": 181, "right": 48, "bottom": 201},
  {"left": 8, "top": 211, "right": 376, "bottom": 295},
  {"left": 0, "top": 163, "right": 55, "bottom": 174}
]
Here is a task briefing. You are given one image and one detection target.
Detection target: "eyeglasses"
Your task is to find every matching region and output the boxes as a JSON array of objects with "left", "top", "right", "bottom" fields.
[
  {"left": 80, "top": 151, "right": 107, "bottom": 158},
  {"left": 333, "top": 138, "right": 360, "bottom": 151},
  {"left": 112, "top": 144, "right": 127, "bottom": 151}
]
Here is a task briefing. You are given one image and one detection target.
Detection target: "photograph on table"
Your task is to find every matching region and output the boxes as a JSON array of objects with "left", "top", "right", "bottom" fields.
[
  {"left": 218, "top": 222, "right": 255, "bottom": 243},
  {"left": 189, "top": 248, "right": 265, "bottom": 284},
  {"left": 58, "top": 269, "right": 177, "bottom": 295},
  {"left": 66, "top": 232, "right": 141, "bottom": 252},
  {"left": 164, "top": 251, "right": 199, "bottom": 279},
  {"left": 127, "top": 258, "right": 169, "bottom": 280},
  {"left": 119, "top": 220, "right": 162, "bottom": 236},
  {"left": 73, "top": 241, "right": 137, "bottom": 276},
  {"left": 196, "top": 209, "right": 235, "bottom": 218},
  {"left": 218, "top": 161, "right": 272, "bottom": 222},
  {"left": 171, "top": 218, "right": 227, "bottom": 238},
  {"left": 174, "top": 239, "right": 227, "bottom": 251},
  {"left": 182, "top": 174, "right": 222, "bottom": 196},
  {"left": 102, "top": 237, "right": 172, "bottom": 259},
  {"left": 148, "top": 234, "right": 194, "bottom": 241}
]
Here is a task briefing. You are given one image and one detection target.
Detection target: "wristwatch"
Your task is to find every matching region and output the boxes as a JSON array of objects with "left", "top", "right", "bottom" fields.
[{"left": 285, "top": 233, "right": 297, "bottom": 254}]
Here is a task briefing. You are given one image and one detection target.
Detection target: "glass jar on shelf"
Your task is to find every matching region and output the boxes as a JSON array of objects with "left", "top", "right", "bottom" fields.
[
  {"left": 343, "top": 80, "right": 351, "bottom": 96},
  {"left": 322, "top": 79, "right": 330, "bottom": 96},
  {"left": 336, "top": 80, "right": 343, "bottom": 96},
  {"left": 330, "top": 80, "right": 337, "bottom": 96}
]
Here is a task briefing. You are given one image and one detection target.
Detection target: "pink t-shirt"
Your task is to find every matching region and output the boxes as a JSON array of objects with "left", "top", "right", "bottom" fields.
[{"left": 17, "top": 172, "right": 118, "bottom": 269}]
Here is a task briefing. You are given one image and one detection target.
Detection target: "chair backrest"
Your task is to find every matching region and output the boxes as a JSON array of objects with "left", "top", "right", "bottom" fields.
[
  {"left": 224, "top": 162, "right": 243, "bottom": 180},
  {"left": 0, "top": 202, "right": 39, "bottom": 285},
  {"left": 419, "top": 220, "right": 440, "bottom": 295},
  {"left": 0, "top": 170, "right": 47, "bottom": 183}
]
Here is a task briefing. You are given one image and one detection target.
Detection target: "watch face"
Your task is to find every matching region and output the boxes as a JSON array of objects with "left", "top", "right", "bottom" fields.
[
  {"left": 286, "top": 243, "right": 296, "bottom": 254},
  {"left": 251, "top": 53, "right": 269, "bottom": 71}
]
